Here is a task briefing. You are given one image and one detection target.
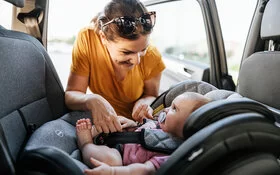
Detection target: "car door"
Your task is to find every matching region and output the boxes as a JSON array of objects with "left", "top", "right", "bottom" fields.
[
  {"left": 144, "top": 0, "right": 212, "bottom": 92},
  {"left": 144, "top": 0, "right": 258, "bottom": 92}
]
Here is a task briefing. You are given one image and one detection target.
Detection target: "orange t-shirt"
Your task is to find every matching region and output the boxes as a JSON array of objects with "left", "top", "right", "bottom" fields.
[{"left": 71, "top": 27, "right": 166, "bottom": 118}]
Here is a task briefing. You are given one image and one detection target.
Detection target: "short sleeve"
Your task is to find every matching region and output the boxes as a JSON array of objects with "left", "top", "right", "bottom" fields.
[
  {"left": 141, "top": 45, "right": 166, "bottom": 80},
  {"left": 71, "top": 28, "right": 90, "bottom": 76}
]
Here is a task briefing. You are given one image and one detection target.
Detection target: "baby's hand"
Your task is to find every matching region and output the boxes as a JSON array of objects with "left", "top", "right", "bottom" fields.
[{"left": 84, "top": 158, "right": 113, "bottom": 175}]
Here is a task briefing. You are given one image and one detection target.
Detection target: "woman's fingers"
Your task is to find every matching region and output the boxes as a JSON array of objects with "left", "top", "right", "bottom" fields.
[
  {"left": 133, "top": 104, "right": 148, "bottom": 122},
  {"left": 113, "top": 119, "right": 122, "bottom": 132},
  {"left": 94, "top": 114, "right": 122, "bottom": 133},
  {"left": 107, "top": 121, "right": 117, "bottom": 133},
  {"left": 100, "top": 121, "right": 110, "bottom": 133},
  {"left": 146, "top": 107, "right": 154, "bottom": 119},
  {"left": 132, "top": 105, "right": 142, "bottom": 121},
  {"left": 95, "top": 125, "right": 103, "bottom": 133}
]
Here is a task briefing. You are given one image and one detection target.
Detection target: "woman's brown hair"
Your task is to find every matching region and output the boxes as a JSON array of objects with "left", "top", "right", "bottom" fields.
[{"left": 91, "top": 0, "right": 151, "bottom": 41}]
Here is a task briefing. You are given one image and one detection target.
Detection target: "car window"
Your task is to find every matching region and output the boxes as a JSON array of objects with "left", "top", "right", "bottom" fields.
[
  {"left": 0, "top": 1, "right": 13, "bottom": 29},
  {"left": 146, "top": 0, "right": 209, "bottom": 65},
  {"left": 215, "top": 0, "right": 258, "bottom": 83},
  {"left": 48, "top": 0, "right": 110, "bottom": 89}
]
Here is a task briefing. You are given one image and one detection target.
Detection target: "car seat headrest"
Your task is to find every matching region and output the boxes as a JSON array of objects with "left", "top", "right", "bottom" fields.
[
  {"left": 4, "top": 0, "right": 24, "bottom": 8},
  {"left": 157, "top": 113, "right": 280, "bottom": 175},
  {"left": 261, "top": 0, "right": 280, "bottom": 41},
  {"left": 204, "top": 89, "right": 242, "bottom": 100},
  {"left": 151, "top": 80, "right": 218, "bottom": 115},
  {"left": 183, "top": 98, "right": 275, "bottom": 139}
]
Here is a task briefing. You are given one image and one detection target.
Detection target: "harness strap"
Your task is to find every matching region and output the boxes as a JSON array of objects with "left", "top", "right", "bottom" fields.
[
  {"left": 94, "top": 129, "right": 183, "bottom": 154},
  {"left": 94, "top": 131, "right": 143, "bottom": 146}
]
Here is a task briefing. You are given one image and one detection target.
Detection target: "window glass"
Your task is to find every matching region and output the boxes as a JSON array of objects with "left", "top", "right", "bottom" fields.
[
  {"left": 0, "top": 1, "right": 13, "bottom": 29},
  {"left": 146, "top": 1, "right": 209, "bottom": 91},
  {"left": 147, "top": 1, "right": 209, "bottom": 64},
  {"left": 216, "top": 0, "right": 258, "bottom": 83},
  {"left": 48, "top": 0, "right": 110, "bottom": 89}
]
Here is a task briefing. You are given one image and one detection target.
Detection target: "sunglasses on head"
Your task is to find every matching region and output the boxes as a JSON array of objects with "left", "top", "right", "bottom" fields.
[{"left": 101, "top": 11, "right": 156, "bottom": 36}]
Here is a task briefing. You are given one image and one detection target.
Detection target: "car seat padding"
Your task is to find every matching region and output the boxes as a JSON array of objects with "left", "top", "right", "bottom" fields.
[{"left": 157, "top": 113, "right": 280, "bottom": 175}]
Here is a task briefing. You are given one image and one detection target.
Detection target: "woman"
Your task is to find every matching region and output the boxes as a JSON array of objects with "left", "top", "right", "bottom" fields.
[{"left": 65, "top": 0, "right": 166, "bottom": 134}]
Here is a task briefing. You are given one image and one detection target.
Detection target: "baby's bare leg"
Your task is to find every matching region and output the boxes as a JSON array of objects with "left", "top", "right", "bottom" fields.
[
  {"left": 82, "top": 143, "right": 123, "bottom": 168},
  {"left": 76, "top": 119, "right": 122, "bottom": 168}
]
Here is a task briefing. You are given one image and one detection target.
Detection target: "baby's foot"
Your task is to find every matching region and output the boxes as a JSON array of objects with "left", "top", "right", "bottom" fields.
[{"left": 76, "top": 118, "right": 93, "bottom": 149}]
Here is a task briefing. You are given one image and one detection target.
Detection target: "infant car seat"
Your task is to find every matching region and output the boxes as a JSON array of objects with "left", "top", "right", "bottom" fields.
[
  {"left": 156, "top": 98, "right": 280, "bottom": 175},
  {"left": 17, "top": 79, "right": 245, "bottom": 174},
  {"left": 16, "top": 77, "right": 280, "bottom": 175},
  {"left": 93, "top": 80, "right": 244, "bottom": 154}
]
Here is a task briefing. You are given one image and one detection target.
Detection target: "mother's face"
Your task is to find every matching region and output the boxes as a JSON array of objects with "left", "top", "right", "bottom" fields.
[{"left": 103, "top": 34, "right": 150, "bottom": 71}]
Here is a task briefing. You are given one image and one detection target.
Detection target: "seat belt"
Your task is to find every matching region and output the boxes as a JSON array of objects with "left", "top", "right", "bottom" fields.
[
  {"left": 16, "top": 0, "right": 43, "bottom": 42},
  {"left": 19, "top": 9, "right": 43, "bottom": 40}
]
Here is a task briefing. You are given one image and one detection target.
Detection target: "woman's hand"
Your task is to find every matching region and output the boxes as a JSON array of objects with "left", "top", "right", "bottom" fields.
[
  {"left": 132, "top": 103, "right": 153, "bottom": 123},
  {"left": 118, "top": 116, "right": 137, "bottom": 129},
  {"left": 86, "top": 94, "right": 122, "bottom": 133}
]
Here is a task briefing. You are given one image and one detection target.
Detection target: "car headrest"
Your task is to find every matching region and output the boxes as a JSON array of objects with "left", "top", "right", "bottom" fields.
[
  {"left": 183, "top": 98, "right": 275, "bottom": 139},
  {"left": 4, "top": 0, "right": 24, "bottom": 8},
  {"left": 261, "top": 0, "right": 280, "bottom": 41}
]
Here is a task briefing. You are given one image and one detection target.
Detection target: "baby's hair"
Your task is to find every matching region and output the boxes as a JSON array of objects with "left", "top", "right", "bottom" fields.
[{"left": 181, "top": 92, "right": 211, "bottom": 112}]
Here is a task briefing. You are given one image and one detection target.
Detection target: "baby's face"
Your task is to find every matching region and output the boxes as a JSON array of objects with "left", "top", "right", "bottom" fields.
[{"left": 160, "top": 95, "right": 194, "bottom": 138}]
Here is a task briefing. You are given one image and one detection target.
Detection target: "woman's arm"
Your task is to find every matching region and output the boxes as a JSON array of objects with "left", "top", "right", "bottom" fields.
[
  {"left": 65, "top": 73, "right": 122, "bottom": 133},
  {"left": 84, "top": 158, "right": 156, "bottom": 175},
  {"left": 65, "top": 73, "right": 89, "bottom": 110},
  {"left": 132, "top": 73, "right": 162, "bottom": 122}
]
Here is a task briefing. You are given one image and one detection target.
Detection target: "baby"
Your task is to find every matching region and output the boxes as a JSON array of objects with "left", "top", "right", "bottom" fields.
[{"left": 76, "top": 92, "right": 211, "bottom": 175}]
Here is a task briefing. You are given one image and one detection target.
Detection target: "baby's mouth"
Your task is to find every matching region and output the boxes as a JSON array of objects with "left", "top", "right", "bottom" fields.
[{"left": 158, "top": 111, "right": 166, "bottom": 124}]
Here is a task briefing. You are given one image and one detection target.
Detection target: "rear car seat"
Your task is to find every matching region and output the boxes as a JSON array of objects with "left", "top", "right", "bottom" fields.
[
  {"left": 237, "top": 0, "right": 280, "bottom": 111},
  {"left": 0, "top": 22, "right": 71, "bottom": 174}
]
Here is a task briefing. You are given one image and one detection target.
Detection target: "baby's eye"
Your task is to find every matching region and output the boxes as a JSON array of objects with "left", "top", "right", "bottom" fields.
[{"left": 171, "top": 105, "right": 177, "bottom": 112}]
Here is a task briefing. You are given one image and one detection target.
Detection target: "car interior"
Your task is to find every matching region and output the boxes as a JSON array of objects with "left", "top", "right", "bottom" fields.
[{"left": 1, "top": 0, "right": 280, "bottom": 174}]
